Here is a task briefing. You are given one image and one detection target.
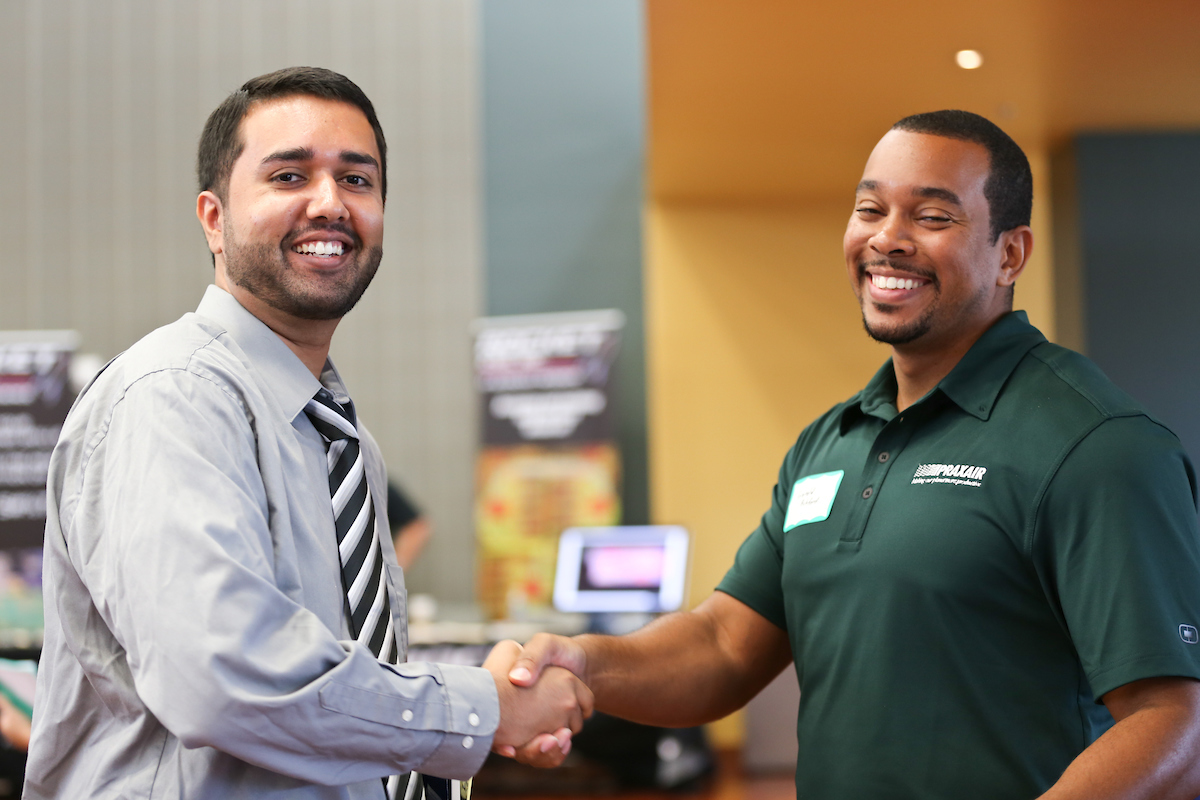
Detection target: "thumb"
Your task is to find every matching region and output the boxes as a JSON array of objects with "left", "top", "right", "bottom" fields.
[{"left": 508, "top": 633, "right": 585, "bottom": 686}]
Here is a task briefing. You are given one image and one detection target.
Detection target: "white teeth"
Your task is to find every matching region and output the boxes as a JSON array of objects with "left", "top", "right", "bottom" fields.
[
  {"left": 294, "top": 241, "right": 345, "bottom": 257},
  {"left": 872, "top": 275, "right": 918, "bottom": 290}
]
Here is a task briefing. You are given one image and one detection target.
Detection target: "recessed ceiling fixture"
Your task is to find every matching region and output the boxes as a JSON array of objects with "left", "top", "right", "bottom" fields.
[{"left": 956, "top": 50, "right": 984, "bottom": 70}]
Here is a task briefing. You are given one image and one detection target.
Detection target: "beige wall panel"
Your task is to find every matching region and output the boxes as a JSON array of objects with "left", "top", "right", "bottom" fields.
[
  {"left": 646, "top": 199, "right": 887, "bottom": 747},
  {"left": 0, "top": 0, "right": 482, "bottom": 600}
]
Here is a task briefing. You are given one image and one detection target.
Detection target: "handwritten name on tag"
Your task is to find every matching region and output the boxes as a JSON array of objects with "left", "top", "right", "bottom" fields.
[{"left": 783, "top": 470, "right": 844, "bottom": 531}]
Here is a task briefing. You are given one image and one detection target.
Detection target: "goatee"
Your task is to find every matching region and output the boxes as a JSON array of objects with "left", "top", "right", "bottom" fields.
[{"left": 224, "top": 221, "right": 382, "bottom": 321}]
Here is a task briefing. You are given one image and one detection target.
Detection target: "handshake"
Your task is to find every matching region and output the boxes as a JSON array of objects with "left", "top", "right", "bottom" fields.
[{"left": 481, "top": 634, "right": 590, "bottom": 768}]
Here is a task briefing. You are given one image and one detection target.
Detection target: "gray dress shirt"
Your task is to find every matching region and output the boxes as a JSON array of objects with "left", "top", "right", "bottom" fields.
[{"left": 26, "top": 285, "right": 498, "bottom": 799}]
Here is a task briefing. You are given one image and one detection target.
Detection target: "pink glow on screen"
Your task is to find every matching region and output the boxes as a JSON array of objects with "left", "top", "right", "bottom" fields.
[{"left": 583, "top": 546, "right": 665, "bottom": 589}]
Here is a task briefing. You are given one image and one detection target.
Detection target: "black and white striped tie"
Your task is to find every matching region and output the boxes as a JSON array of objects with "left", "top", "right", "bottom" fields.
[
  {"left": 306, "top": 389, "right": 471, "bottom": 800},
  {"left": 305, "top": 389, "right": 397, "bottom": 663}
]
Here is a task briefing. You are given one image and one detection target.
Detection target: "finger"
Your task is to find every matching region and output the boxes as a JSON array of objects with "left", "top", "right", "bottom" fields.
[
  {"left": 492, "top": 743, "right": 517, "bottom": 758},
  {"left": 510, "top": 734, "right": 571, "bottom": 768}
]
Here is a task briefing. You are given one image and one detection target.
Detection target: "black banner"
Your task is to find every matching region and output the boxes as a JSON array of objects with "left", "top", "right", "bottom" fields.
[{"left": 0, "top": 331, "right": 77, "bottom": 644}]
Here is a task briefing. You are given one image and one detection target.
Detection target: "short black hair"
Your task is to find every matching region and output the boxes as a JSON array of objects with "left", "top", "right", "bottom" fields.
[
  {"left": 891, "top": 110, "right": 1031, "bottom": 243},
  {"left": 196, "top": 66, "right": 387, "bottom": 203}
]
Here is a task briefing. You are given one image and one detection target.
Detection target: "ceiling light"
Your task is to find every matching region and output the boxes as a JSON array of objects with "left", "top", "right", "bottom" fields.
[{"left": 956, "top": 50, "right": 984, "bottom": 70}]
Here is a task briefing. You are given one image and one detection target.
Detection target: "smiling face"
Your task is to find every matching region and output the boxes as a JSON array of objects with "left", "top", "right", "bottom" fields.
[
  {"left": 844, "top": 129, "right": 1027, "bottom": 354},
  {"left": 197, "top": 94, "right": 384, "bottom": 327}
]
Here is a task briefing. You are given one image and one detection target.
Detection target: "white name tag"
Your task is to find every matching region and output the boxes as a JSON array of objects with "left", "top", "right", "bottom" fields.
[{"left": 783, "top": 470, "right": 844, "bottom": 531}]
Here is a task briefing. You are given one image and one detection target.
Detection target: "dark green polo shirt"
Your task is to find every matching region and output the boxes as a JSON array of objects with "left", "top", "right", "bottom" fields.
[{"left": 719, "top": 311, "right": 1200, "bottom": 800}]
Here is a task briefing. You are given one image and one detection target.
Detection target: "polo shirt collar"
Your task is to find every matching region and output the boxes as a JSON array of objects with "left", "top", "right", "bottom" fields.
[
  {"left": 195, "top": 284, "right": 329, "bottom": 423},
  {"left": 841, "top": 311, "right": 1046, "bottom": 431},
  {"left": 937, "top": 311, "right": 1045, "bottom": 420}
]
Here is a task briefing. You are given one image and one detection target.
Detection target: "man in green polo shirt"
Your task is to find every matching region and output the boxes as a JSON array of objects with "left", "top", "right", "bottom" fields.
[{"left": 500, "top": 110, "right": 1200, "bottom": 798}]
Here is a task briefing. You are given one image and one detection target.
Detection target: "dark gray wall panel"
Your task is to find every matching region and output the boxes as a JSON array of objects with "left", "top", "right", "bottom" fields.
[
  {"left": 1077, "top": 133, "right": 1200, "bottom": 462},
  {"left": 483, "top": 0, "right": 649, "bottom": 523}
]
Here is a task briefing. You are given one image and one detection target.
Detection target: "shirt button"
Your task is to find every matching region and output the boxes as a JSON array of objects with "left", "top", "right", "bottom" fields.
[
  {"left": 862, "top": 486, "right": 873, "bottom": 499},
  {"left": 877, "top": 452, "right": 890, "bottom": 463},
  {"left": 402, "top": 710, "right": 414, "bottom": 722},
  {"left": 462, "top": 736, "right": 475, "bottom": 750},
  {"left": 468, "top": 713, "right": 480, "bottom": 727}
]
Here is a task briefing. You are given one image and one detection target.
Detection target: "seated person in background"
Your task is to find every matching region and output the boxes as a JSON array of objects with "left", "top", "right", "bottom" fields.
[{"left": 388, "top": 481, "right": 433, "bottom": 571}]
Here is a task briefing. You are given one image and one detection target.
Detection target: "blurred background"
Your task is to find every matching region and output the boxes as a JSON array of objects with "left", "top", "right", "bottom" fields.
[{"left": 1, "top": 0, "right": 1198, "bottom": 788}]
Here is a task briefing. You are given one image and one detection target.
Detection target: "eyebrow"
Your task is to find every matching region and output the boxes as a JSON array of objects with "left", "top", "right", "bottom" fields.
[
  {"left": 913, "top": 186, "right": 963, "bottom": 206},
  {"left": 855, "top": 180, "right": 963, "bottom": 207},
  {"left": 260, "top": 147, "right": 379, "bottom": 170}
]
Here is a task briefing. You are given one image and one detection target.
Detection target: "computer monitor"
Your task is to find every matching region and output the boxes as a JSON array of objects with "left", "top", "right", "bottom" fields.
[{"left": 552, "top": 525, "right": 690, "bottom": 613}]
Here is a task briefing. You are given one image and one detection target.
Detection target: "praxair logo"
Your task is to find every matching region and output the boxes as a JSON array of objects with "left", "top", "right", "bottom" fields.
[{"left": 911, "top": 463, "right": 988, "bottom": 487}]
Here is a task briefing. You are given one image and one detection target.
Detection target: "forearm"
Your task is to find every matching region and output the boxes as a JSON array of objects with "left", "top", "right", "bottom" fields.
[
  {"left": 575, "top": 619, "right": 743, "bottom": 726},
  {"left": 1041, "top": 678, "right": 1200, "bottom": 800},
  {"left": 575, "top": 594, "right": 792, "bottom": 727}
]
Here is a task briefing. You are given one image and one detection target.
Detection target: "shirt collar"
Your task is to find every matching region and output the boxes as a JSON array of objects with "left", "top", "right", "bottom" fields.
[
  {"left": 841, "top": 311, "right": 1046, "bottom": 432},
  {"left": 936, "top": 310, "right": 1045, "bottom": 420},
  {"left": 195, "top": 284, "right": 332, "bottom": 423}
]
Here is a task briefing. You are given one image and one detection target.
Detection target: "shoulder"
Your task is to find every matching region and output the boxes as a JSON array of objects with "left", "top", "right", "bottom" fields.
[
  {"left": 108, "top": 313, "right": 251, "bottom": 393},
  {"left": 997, "top": 341, "right": 1179, "bottom": 458},
  {"left": 65, "top": 314, "right": 263, "bottom": 449},
  {"left": 1018, "top": 345, "right": 1196, "bottom": 510},
  {"left": 1022, "top": 341, "right": 1154, "bottom": 422}
]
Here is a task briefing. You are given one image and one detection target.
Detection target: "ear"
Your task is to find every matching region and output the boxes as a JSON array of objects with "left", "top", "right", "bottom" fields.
[
  {"left": 196, "top": 191, "right": 225, "bottom": 257},
  {"left": 995, "top": 225, "right": 1033, "bottom": 288}
]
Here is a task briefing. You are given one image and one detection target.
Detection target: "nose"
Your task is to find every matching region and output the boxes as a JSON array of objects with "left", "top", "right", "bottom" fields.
[
  {"left": 868, "top": 213, "right": 915, "bottom": 257},
  {"left": 306, "top": 173, "right": 348, "bottom": 221}
]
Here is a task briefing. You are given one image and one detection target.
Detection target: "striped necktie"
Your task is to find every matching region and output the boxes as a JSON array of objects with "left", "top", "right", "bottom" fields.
[
  {"left": 306, "top": 389, "right": 470, "bottom": 800},
  {"left": 305, "top": 388, "right": 396, "bottom": 663}
]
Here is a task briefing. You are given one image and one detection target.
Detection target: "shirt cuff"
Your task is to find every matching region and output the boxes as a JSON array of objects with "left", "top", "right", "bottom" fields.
[{"left": 416, "top": 664, "right": 498, "bottom": 779}]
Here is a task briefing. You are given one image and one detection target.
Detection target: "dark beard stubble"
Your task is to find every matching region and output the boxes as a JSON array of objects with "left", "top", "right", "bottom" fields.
[
  {"left": 224, "top": 222, "right": 383, "bottom": 321},
  {"left": 857, "top": 260, "right": 939, "bottom": 346}
]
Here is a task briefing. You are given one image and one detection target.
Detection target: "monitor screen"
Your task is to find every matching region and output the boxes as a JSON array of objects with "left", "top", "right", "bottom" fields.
[{"left": 553, "top": 526, "right": 689, "bottom": 613}]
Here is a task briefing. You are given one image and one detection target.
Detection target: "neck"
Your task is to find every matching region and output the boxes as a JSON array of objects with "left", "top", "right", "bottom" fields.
[
  {"left": 890, "top": 311, "right": 1008, "bottom": 412},
  {"left": 275, "top": 326, "right": 336, "bottom": 380},
  {"left": 891, "top": 339, "right": 975, "bottom": 412},
  {"left": 213, "top": 274, "right": 339, "bottom": 380}
]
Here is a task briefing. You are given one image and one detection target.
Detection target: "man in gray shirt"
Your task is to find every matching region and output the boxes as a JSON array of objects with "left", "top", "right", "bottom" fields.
[{"left": 25, "top": 67, "right": 589, "bottom": 799}]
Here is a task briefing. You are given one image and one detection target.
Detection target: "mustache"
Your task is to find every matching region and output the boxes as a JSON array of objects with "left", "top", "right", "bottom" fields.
[
  {"left": 282, "top": 222, "right": 362, "bottom": 251},
  {"left": 857, "top": 259, "right": 938, "bottom": 286}
]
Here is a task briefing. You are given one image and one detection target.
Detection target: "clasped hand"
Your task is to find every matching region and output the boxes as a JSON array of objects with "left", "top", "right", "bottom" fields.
[{"left": 482, "top": 638, "right": 592, "bottom": 768}]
